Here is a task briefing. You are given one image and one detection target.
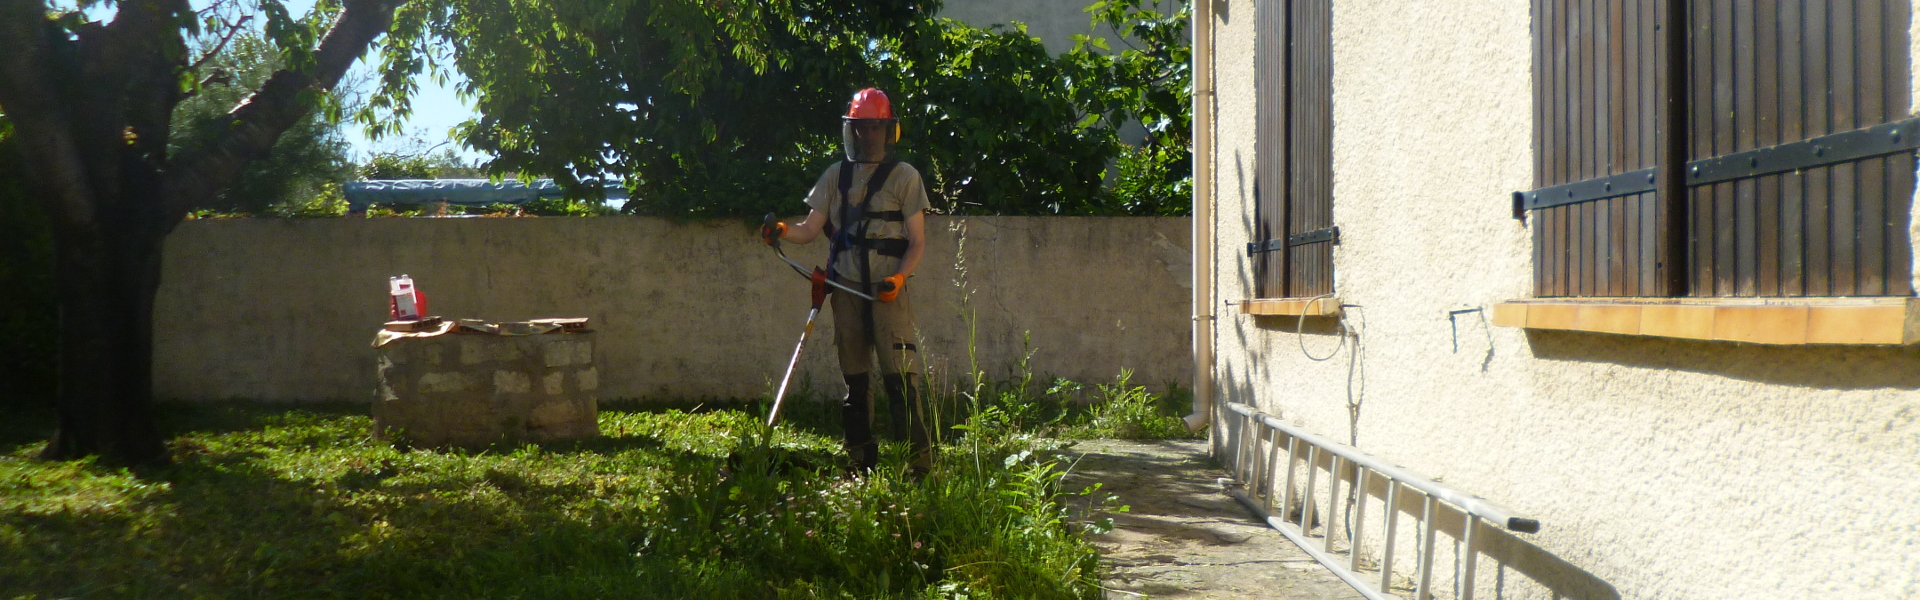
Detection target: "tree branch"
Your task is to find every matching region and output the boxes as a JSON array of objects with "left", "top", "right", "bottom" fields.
[
  {"left": 186, "top": 14, "right": 251, "bottom": 72},
  {"left": 163, "top": 0, "right": 402, "bottom": 216},
  {"left": 177, "top": 14, "right": 252, "bottom": 104}
]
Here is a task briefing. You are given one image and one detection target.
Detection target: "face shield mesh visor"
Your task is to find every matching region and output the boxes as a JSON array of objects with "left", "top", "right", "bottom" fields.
[{"left": 842, "top": 118, "right": 897, "bottom": 163}]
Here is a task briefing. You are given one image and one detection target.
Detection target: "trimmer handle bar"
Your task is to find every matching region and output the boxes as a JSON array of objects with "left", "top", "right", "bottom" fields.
[{"left": 763, "top": 212, "right": 875, "bottom": 301}]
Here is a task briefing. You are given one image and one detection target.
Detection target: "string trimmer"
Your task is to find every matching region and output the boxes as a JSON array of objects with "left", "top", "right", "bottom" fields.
[{"left": 763, "top": 213, "right": 874, "bottom": 426}]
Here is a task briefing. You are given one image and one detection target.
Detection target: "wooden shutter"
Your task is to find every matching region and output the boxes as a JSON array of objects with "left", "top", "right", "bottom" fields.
[
  {"left": 1530, "top": 0, "right": 1916, "bottom": 299},
  {"left": 1252, "top": 0, "right": 1335, "bottom": 299},
  {"left": 1685, "top": 0, "right": 1914, "bottom": 297},
  {"left": 1288, "top": 0, "right": 1335, "bottom": 298},
  {"left": 1532, "top": 0, "right": 1668, "bottom": 297},
  {"left": 1253, "top": 0, "right": 1288, "bottom": 298}
]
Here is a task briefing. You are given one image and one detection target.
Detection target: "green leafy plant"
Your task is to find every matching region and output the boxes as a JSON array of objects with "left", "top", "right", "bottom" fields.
[
  {"left": 1078, "top": 369, "right": 1189, "bottom": 439},
  {"left": 357, "top": 145, "right": 490, "bottom": 180},
  {"left": 521, "top": 197, "right": 618, "bottom": 217},
  {"left": 913, "top": 323, "right": 1196, "bottom": 442},
  {"left": 357, "top": 152, "right": 440, "bottom": 180},
  {"left": 271, "top": 182, "right": 352, "bottom": 218}
]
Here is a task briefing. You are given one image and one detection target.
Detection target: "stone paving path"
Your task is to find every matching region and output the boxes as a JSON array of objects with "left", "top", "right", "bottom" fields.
[{"left": 1059, "top": 439, "right": 1364, "bottom": 600}]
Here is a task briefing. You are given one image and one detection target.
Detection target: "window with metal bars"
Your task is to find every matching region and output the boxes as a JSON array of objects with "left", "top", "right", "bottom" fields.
[
  {"left": 1522, "top": 0, "right": 1915, "bottom": 298},
  {"left": 1251, "top": 0, "right": 1336, "bottom": 300}
]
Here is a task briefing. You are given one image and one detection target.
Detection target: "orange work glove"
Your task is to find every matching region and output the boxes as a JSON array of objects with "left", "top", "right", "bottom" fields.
[
  {"left": 877, "top": 273, "right": 906, "bottom": 303},
  {"left": 760, "top": 221, "right": 787, "bottom": 245}
]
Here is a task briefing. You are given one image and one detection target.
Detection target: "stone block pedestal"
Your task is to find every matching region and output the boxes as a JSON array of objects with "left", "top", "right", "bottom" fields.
[{"left": 374, "top": 331, "right": 599, "bottom": 446}]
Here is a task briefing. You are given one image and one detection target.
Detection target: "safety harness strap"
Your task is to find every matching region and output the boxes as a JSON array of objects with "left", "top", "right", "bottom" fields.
[
  {"left": 850, "top": 237, "right": 909, "bottom": 258},
  {"left": 829, "top": 160, "right": 903, "bottom": 278}
]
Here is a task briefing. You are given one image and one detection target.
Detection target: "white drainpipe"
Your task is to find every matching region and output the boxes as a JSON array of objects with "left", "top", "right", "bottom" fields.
[{"left": 1184, "top": 0, "right": 1216, "bottom": 434}]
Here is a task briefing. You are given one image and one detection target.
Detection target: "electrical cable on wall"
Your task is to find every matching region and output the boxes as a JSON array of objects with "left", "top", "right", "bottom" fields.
[
  {"left": 1293, "top": 294, "right": 1345, "bottom": 361},
  {"left": 1336, "top": 304, "right": 1366, "bottom": 543},
  {"left": 1287, "top": 296, "right": 1365, "bottom": 445},
  {"left": 1280, "top": 296, "right": 1370, "bottom": 543}
]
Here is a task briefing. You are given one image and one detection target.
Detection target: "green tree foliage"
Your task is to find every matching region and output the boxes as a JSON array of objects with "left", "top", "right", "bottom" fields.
[
  {"left": 882, "top": 19, "right": 1120, "bottom": 215},
  {"left": 1071, "top": 0, "right": 1193, "bottom": 216},
  {"left": 366, "top": 0, "right": 1191, "bottom": 218},
  {"left": 171, "top": 34, "right": 355, "bottom": 215}
]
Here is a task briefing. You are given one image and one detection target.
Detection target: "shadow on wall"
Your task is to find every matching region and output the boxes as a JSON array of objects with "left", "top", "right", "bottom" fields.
[
  {"left": 1525, "top": 329, "right": 1920, "bottom": 391},
  {"left": 1218, "top": 347, "right": 1258, "bottom": 408},
  {"left": 1250, "top": 314, "right": 1345, "bottom": 335},
  {"left": 1213, "top": 362, "right": 1256, "bottom": 457},
  {"left": 1479, "top": 528, "right": 1622, "bottom": 600},
  {"left": 1363, "top": 476, "right": 1621, "bottom": 600},
  {"left": 1421, "top": 500, "right": 1624, "bottom": 600}
]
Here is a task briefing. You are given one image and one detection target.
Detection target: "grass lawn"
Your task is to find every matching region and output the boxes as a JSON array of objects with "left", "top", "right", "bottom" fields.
[{"left": 0, "top": 398, "right": 1136, "bottom": 600}]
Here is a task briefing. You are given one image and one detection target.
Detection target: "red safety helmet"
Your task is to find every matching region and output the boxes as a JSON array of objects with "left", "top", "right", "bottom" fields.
[{"left": 842, "top": 87, "right": 900, "bottom": 163}]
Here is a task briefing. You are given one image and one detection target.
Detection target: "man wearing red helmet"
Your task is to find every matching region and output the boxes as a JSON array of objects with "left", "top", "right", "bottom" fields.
[{"left": 762, "top": 88, "right": 933, "bottom": 475}]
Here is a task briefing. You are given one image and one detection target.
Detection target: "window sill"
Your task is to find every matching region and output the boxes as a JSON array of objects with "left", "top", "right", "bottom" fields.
[
  {"left": 1239, "top": 298, "right": 1343, "bottom": 317},
  {"left": 1490, "top": 297, "right": 1920, "bottom": 345}
]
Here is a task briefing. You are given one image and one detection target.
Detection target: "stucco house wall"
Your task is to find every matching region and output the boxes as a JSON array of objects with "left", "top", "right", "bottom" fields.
[{"left": 1205, "top": 1, "right": 1920, "bottom": 599}]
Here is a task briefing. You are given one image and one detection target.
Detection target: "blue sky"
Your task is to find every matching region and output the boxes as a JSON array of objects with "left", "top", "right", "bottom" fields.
[{"left": 343, "top": 57, "right": 486, "bottom": 163}]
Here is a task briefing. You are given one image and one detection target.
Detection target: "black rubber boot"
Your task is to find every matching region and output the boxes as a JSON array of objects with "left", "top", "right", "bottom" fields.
[
  {"left": 882, "top": 373, "right": 933, "bottom": 477},
  {"left": 840, "top": 373, "right": 878, "bottom": 472}
]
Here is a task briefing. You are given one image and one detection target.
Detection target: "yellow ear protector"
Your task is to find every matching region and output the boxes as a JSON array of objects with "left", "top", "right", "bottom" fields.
[{"left": 892, "top": 122, "right": 901, "bottom": 143}]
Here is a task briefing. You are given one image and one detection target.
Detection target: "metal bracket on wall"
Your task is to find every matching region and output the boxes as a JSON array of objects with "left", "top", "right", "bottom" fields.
[
  {"left": 1446, "top": 307, "right": 1484, "bottom": 354},
  {"left": 1246, "top": 226, "right": 1340, "bottom": 255}
]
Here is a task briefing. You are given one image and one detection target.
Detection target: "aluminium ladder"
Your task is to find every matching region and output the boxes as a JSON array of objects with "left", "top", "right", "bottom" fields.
[{"left": 1218, "top": 401, "right": 1541, "bottom": 600}]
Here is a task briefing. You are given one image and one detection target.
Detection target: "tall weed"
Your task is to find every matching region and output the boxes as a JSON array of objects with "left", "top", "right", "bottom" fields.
[{"left": 914, "top": 344, "right": 1196, "bottom": 442}]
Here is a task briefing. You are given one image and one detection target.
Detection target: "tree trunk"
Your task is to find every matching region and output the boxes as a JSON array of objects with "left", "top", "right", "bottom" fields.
[
  {"left": 0, "top": 0, "right": 404, "bottom": 465},
  {"left": 38, "top": 200, "right": 170, "bottom": 465}
]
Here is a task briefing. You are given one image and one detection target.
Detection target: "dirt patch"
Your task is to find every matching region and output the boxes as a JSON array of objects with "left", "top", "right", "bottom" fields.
[{"left": 1060, "top": 439, "right": 1363, "bottom": 600}]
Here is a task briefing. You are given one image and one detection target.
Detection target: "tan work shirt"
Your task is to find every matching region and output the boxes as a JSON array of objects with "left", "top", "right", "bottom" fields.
[{"left": 804, "top": 161, "right": 931, "bottom": 282}]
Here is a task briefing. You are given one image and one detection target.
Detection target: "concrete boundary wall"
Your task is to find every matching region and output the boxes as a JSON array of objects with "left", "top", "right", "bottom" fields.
[{"left": 154, "top": 216, "right": 1191, "bottom": 403}]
